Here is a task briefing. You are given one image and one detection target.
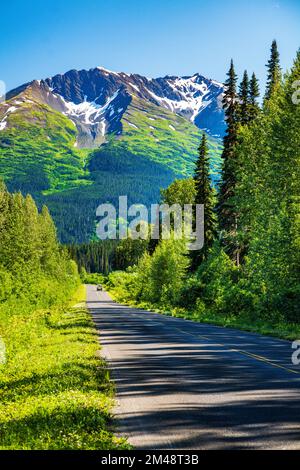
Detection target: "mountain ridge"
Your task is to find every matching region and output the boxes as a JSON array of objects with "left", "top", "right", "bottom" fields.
[{"left": 6, "top": 66, "right": 225, "bottom": 148}]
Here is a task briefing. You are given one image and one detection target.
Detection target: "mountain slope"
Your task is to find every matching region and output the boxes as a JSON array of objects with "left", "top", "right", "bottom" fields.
[
  {"left": 0, "top": 67, "right": 224, "bottom": 243},
  {"left": 0, "top": 83, "right": 88, "bottom": 193},
  {"left": 93, "top": 95, "right": 222, "bottom": 177}
]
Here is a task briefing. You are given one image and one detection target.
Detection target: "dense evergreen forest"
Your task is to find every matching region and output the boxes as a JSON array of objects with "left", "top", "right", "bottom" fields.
[
  {"left": 68, "top": 238, "right": 149, "bottom": 275},
  {"left": 0, "top": 182, "right": 79, "bottom": 303},
  {"left": 107, "top": 42, "right": 300, "bottom": 327}
]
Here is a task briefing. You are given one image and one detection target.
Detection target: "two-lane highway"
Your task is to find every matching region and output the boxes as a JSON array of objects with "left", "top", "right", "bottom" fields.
[{"left": 87, "top": 285, "right": 300, "bottom": 449}]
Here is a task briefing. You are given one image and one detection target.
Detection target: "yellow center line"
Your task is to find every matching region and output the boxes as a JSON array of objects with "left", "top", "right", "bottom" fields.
[
  {"left": 233, "top": 349, "right": 300, "bottom": 375},
  {"left": 172, "top": 326, "right": 300, "bottom": 375}
]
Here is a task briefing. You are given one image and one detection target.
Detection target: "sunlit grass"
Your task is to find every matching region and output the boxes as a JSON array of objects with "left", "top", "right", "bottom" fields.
[{"left": 0, "top": 286, "right": 129, "bottom": 450}]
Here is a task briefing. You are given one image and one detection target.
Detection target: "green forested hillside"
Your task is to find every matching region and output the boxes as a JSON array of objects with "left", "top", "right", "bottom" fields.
[
  {"left": 107, "top": 97, "right": 222, "bottom": 180},
  {"left": 0, "top": 99, "right": 88, "bottom": 194},
  {"left": 0, "top": 90, "right": 222, "bottom": 243}
]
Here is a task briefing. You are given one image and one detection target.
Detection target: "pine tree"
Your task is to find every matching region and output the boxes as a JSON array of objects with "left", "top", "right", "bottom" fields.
[
  {"left": 192, "top": 132, "right": 217, "bottom": 266},
  {"left": 7, "top": 193, "right": 27, "bottom": 274},
  {"left": 217, "top": 60, "right": 240, "bottom": 263},
  {"left": 238, "top": 70, "right": 250, "bottom": 125},
  {"left": 0, "top": 180, "right": 9, "bottom": 238},
  {"left": 264, "top": 40, "right": 281, "bottom": 101},
  {"left": 24, "top": 194, "right": 41, "bottom": 272},
  {"left": 249, "top": 73, "right": 260, "bottom": 120},
  {"left": 39, "top": 205, "right": 60, "bottom": 275}
]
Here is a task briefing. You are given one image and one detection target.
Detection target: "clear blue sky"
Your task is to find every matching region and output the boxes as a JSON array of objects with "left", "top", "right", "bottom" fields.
[{"left": 1, "top": 0, "right": 299, "bottom": 92}]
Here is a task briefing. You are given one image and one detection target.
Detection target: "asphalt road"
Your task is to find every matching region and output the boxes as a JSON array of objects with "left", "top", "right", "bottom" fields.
[{"left": 87, "top": 284, "right": 300, "bottom": 449}]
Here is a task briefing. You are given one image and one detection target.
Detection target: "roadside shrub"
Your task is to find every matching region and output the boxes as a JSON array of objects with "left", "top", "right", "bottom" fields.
[
  {"left": 107, "top": 270, "right": 138, "bottom": 303},
  {"left": 178, "top": 274, "right": 202, "bottom": 309},
  {"left": 81, "top": 272, "right": 105, "bottom": 285},
  {"left": 196, "top": 242, "right": 238, "bottom": 314},
  {"left": 271, "top": 285, "right": 300, "bottom": 324},
  {"left": 145, "top": 238, "right": 190, "bottom": 307},
  {"left": 108, "top": 237, "right": 190, "bottom": 308}
]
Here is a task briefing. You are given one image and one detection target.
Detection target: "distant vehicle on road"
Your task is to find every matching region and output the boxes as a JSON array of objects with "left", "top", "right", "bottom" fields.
[{"left": 96, "top": 284, "right": 103, "bottom": 291}]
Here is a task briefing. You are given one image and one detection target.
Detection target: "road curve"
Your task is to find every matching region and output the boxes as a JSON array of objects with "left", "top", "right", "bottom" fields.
[{"left": 87, "top": 285, "right": 300, "bottom": 449}]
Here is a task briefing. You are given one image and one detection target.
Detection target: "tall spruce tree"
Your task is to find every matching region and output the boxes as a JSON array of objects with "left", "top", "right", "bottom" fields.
[
  {"left": 217, "top": 60, "right": 239, "bottom": 263},
  {"left": 0, "top": 180, "right": 9, "bottom": 238},
  {"left": 249, "top": 73, "right": 260, "bottom": 120},
  {"left": 238, "top": 70, "right": 250, "bottom": 125},
  {"left": 24, "top": 194, "right": 41, "bottom": 273},
  {"left": 39, "top": 205, "right": 60, "bottom": 275},
  {"left": 264, "top": 40, "right": 281, "bottom": 101},
  {"left": 192, "top": 133, "right": 217, "bottom": 266}
]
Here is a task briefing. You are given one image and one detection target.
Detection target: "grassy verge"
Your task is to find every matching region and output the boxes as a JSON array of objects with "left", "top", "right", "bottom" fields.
[
  {"left": 107, "top": 287, "right": 300, "bottom": 342},
  {"left": 0, "top": 285, "right": 129, "bottom": 450}
]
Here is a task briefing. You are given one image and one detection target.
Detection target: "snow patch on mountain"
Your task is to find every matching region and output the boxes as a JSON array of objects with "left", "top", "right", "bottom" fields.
[
  {"left": 99, "top": 120, "right": 106, "bottom": 136},
  {"left": 7, "top": 106, "right": 17, "bottom": 114},
  {"left": 127, "top": 122, "right": 138, "bottom": 129},
  {"left": 0, "top": 104, "right": 20, "bottom": 131},
  {"left": 0, "top": 121, "right": 7, "bottom": 131},
  {"left": 146, "top": 75, "right": 217, "bottom": 123},
  {"left": 128, "top": 83, "right": 140, "bottom": 93},
  {"left": 60, "top": 89, "right": 120, "bottom": 127}
]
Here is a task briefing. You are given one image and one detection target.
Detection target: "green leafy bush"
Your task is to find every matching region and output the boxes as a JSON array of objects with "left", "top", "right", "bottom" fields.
[{"left": 195, "top": 243, "right": 238, "bottom": 314}]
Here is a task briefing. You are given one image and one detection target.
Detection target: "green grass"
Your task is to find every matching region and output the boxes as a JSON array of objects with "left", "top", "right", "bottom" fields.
[
  {"left": 0, "top": 285, "right": 130, "bottom": 450},
  {"left": 70, "top": 283, "right": 87, "bottom": 306},
  {"left": 108, "top": 286, "right": 300, "bottom": 342}
]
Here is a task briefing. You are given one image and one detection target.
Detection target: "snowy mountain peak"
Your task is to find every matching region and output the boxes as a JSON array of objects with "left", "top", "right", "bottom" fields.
[{"left": 6, "top": 66, "right": 225, "bottom": 147}]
